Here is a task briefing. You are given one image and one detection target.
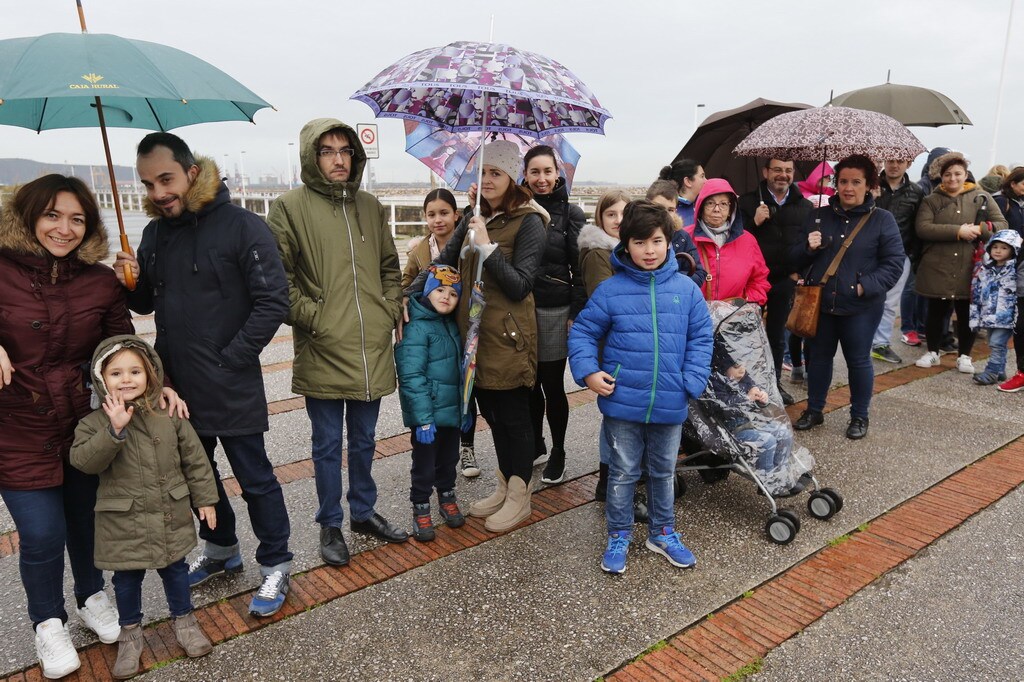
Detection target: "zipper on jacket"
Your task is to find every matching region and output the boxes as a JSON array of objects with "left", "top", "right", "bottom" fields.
[
  {"left": 50, "top": 261, "right": 58, "bottom": 284},
  {"left": 342, "top": 188, "right": 372, "bottom": 400},
  {"left": 646, "top": 273, "right": 659, "bottom": 423}
]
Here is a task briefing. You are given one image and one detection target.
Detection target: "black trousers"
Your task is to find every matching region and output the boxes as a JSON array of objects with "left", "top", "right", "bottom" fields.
[
  {"left": 529, "top": 358, "right": 569, "bottom": 454},
  {"left": 409, "top": 426, "right": 461, "bottom": 504},
  {"left": 764, "top": 275, "right": 796, "bottom": 379},
  {"left": 925, "top": 298, "right": 974, "bottom": 355},
  {"left": 475, "top": 386, "right": 535, "bottom": 483}
]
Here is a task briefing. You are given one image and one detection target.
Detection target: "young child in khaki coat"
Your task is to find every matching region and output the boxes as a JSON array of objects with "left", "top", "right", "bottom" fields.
[{"left": 71, "top": 335, "right": 219, "bottom": 679}]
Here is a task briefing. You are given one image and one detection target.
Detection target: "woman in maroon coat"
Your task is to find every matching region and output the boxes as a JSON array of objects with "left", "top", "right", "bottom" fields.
[{"left": 0, "top": 175, "right": 176, "bottom": 677}]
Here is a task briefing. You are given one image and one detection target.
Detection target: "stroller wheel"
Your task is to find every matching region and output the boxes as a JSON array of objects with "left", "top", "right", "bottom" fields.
[
  {"left": 808, "top": 491, "right": 838, "bottom": 520},
  {"left": 765, "top": 514, "right": 797, "bottom": 545},
  {"left": 819, "top": 487, "right": 844, "bottom": 513},
  {"left": 778, "top": 509, "right": 801, "bottom": 534},
  {"left": 674, "top": 472, "right": 687, "bottom": 499}
]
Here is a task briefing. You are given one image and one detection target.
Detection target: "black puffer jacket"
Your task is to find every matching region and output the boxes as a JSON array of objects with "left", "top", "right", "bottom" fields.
[
  {"left": 529, "top": 178, "right": 586, "bottom": 317},
  {"left": 876, "top": 172, "right": 925, "bottom": 262},
  {"left": 737, "top": 182, "right": 812, "bottom": 278},
  {"left": 128, "top": 157, "right": 289, "bottom": 436}
]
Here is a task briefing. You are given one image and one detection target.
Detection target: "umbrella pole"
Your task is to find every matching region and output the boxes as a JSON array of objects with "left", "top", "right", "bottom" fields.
[
  {"left": 95, "top": 96, "right": 136, "bottom": 290},
  {"left": 474, "top": 94, "right": 489, "bottom": 217}
]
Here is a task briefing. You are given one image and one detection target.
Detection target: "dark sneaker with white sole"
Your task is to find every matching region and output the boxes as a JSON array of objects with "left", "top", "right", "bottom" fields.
[{"left": 187, "top": 553, "right": 243, "bottom": 587}]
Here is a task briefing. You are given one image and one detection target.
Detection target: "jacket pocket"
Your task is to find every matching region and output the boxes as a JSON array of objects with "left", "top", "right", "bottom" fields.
[
  {"left": 94, "top": 497, "right": 136, "bottom": 549},
  {"left": 168, "top": 482, "right": 190, "bottom": 501},
  {"left": 502, "top": 313, "right": 526, "bottom": 352}
]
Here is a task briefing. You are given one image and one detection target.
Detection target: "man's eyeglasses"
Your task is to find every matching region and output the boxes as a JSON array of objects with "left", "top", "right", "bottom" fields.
[
  {"left": 318, "top": 148, "right": 355, "bottom": 159},
  {"left": 705, "top": 201, "right": 731, "bottom": 212}
]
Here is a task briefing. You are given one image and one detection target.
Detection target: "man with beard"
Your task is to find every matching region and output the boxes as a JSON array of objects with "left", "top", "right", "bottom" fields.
[
  {"left": 738, "top": 159, "right": 812, "bottom": 405},
  {"left": 114, "top": 132, "right": 293, "bottom": 618}
]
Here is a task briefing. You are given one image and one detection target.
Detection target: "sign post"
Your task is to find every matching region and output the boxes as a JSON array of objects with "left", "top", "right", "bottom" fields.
[{"left": 357, "top": 123, "right": 379, "bottom": 192}]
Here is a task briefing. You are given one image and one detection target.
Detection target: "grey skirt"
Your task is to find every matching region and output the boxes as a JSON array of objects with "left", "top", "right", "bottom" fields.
[{"left": 536, "top": 304, "right": 570, "bottom": 362}]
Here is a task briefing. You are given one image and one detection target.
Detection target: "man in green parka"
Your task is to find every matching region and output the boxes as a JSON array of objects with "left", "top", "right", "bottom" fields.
[{"left": 267, "top": 118, "right": 408, "bottom": 565}]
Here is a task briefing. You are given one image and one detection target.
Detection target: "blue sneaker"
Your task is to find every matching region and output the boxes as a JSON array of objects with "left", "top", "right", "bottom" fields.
[
  {"left": 249, "top": 571, "right": 289, "bottom": 617},
  {"left": 601, "top": 531, "right": 631, "bottom": 574},
  {"left": 645, "top": 528, "right": 696, "bottom": 568},
  {"left": 187, "top": 553, "right": 243, "bottom": 587}
]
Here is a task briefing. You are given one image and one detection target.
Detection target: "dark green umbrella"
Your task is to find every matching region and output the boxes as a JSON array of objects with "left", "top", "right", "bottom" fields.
[
  {"left": 0, "top": 2, "right": 273, "bottom": 288},
  {"left": 830, "top": 73, "right": 971, "bottom": 128}
]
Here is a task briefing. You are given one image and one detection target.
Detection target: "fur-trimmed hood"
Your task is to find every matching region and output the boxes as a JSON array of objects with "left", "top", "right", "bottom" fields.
[
  {"left": 577, "top": 222, "right": 619, "bottom": 251},
  {"left": 89, "top": 334, "right": 165, "bottom": 410},
  {"left": 0, "top": 191, "right": 110, "bottom": 265},
  {"left": 142, "top": 156, "right": 222, "bottom": 219},
  {"left": 929, "top": 151, "right": 968, "bottom": 183}
]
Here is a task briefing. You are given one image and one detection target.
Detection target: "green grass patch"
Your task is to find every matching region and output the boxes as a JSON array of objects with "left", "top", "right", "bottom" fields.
[
  {"left": 827, "top": 533, "right": 851, "bottom": 547},
  {"left": 742, "top": 590, "right": 755, "bottom": 598},
  {"left": 721, "top": 658, "right": 764, "bottom": 681},
  {"left": 857, "top": 522, "right": 870, "bottom": 532},
  {"left": 631, "top": 639, "right": 667, "bottom": 663}
]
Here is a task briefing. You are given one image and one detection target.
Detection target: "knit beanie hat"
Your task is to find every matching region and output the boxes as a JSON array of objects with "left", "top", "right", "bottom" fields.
[
  {"left": 480, "top": 139, "right": 522, "bottom": 182},
  {"left": 422, "top": 264, "right": 462, "bottom": 300}
]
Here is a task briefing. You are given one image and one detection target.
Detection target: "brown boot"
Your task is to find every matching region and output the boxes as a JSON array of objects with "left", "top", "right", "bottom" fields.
[
  {"left": 173, "top": 612, "right": 213, "bottom": 658},
  {"left": 111, "top": 623, "right": 143, "bottom": 680},
  {"left": 484, "top": 476, "right": 532, "bottom": 532},
  {"left": 468, "top": 472, "right": 507, "bottom": 518}
]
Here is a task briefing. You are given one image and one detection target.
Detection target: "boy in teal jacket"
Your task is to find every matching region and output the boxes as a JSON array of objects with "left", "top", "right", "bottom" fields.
[{"left": 395, "top": 265, "right": 469, "bottom": 541}]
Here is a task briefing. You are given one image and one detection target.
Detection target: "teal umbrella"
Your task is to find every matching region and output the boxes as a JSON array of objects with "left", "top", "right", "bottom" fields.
[{"left": 0, "top": 3, "right": 273, "bottom": 288}]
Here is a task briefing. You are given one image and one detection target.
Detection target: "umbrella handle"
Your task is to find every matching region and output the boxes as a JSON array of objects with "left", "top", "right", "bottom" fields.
[{"left": 119, "top": 234, "right": 136, "bottom": 291}]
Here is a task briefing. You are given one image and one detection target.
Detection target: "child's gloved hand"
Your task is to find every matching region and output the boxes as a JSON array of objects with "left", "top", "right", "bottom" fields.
[
  {"left": 415, "top": 423, "right": 437, "bottom": 444},
  {"left": 460, "top": 413, "right": 473, "bottom": 433}
]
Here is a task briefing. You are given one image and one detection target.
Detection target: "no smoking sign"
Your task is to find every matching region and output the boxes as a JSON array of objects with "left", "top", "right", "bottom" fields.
[{"left": 357, "top": 123, "right": 379, "bottom": 159}]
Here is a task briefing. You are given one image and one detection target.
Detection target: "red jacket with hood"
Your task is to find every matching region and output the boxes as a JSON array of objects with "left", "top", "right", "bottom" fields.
[
  {"left": 685, "top": 178, "right": 771, "bottom": 306},
  {"left": 0, "top": 201, "right": 133, "bottom": 489}
]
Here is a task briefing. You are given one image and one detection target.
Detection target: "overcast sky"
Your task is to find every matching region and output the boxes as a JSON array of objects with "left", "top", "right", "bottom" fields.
[{"left": 2, "top": 0, "right": 1021, "bottom": 185}]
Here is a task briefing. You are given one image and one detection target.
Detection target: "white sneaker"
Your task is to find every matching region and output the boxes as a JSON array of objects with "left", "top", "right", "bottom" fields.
[
  {"left": 915, "top": 351, "right": 940, "bottom": 368},
  {"left": 76, "top": 590, "right": 120, "bottom": 644},
  {"left": 35, "top": 618, "right": 81, "bottom": 679},
  {"left": 957, "top": 355, "right": 975, "bottom": 374},
  {"left": 459, "top": 446, "right": 480, "bottom": 478}
]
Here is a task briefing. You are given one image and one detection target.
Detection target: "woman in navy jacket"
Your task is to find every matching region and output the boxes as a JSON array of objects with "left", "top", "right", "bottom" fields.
[{"left": 789, "top": 155, "right": 904, "bottom": 440}]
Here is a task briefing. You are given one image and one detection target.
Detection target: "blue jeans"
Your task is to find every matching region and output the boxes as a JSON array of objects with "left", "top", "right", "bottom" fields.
[
  {"left": 198, "top": 434, "right": 292, "bottom": 571},
  {"left": 305, "top": 398, "right": 381, "bottom": 526},
  {"left": 0, "top": 462, "right": 103, "bottom": 626},
  {"left": 805, "top": 306, "right": 884, "bottom": 420},
  {"left": 984, "top": 328, "right": 1013, "bottom": 376},
  {"left": 602, "top": 417, "right": 680, "bottom": 533},
  {"left": 873, "top": 257, "right": 911, "bottom": 347},
  {"left": 112, "top": 559, "right": 191, "bottom": 626},
  {"left": 735, "top": 420, "right": 792, "bottom": 472},
  {"left": 900, "top": 263, "right": 927, "bottom": 335}
]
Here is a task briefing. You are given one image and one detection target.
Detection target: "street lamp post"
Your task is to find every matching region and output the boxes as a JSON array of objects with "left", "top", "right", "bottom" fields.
[{"left": 693, "top": 103, "right": 706, "bottom": 131}]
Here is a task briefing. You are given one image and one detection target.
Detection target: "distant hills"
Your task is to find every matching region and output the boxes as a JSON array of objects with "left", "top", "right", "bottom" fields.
[{"left": 0, "top": 158, "right": 134, "bottom": 186}]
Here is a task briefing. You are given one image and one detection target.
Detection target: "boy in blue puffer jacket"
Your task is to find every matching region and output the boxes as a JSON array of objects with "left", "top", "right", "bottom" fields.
[
  {"left": 568, "top": 201, "right": 714, "bottom": 574},
  {"left": 969, "top": 229, "right": 1021, "bottom": 385},
  {"left": 395, "top": 265, "right": 468, "bottom": 542}
]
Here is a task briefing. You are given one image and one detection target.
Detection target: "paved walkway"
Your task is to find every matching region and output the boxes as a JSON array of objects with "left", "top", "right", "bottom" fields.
[{"left": 0, "top": 319, "right": 1021, "bottom": 681}]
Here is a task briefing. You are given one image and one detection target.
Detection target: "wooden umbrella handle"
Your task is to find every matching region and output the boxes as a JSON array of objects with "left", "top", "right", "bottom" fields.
[{"left": 119, "top": 233, "right": 136, "bottom": 290}]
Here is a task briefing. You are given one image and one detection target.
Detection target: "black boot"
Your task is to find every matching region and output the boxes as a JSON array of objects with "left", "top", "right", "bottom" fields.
[
  {"left": 595, "top": 463, "right": 609, "bottom": 501},
  {"left": 541, "top": 446, "right": 566, "bottom": 484}
]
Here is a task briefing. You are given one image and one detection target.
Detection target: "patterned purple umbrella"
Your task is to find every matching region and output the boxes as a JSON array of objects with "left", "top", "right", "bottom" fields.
[
  {"left": 733, "top": 105, "right": 926, "bottom": 161},
  {"left": 403, "top": 120, "right": 581, "bottom": 192},
  {"left": 351, "top": 41, "right": 610, "bottom": 138}
]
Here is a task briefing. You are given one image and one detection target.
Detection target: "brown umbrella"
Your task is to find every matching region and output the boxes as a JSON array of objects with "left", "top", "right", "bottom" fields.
[
  {"left": 673, "top": 98, "right": 818, "bottom": 195},
  {"left": 734, "top": 105, "right": 927, "bottom": 162},
  {"left": 830, "top": 75, "right": 972, "bottom": 128}
]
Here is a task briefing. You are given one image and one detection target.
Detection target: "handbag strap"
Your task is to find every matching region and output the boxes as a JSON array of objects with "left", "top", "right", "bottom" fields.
[
  {"left": 819, "top": 208, "right": 874, "bottom": 285},
  {"left": 697, "top": 242, "right": 712, "bottom": 297}
]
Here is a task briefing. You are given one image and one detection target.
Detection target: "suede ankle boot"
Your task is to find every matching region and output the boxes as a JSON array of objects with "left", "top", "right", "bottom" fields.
[
  {"left": 485, "top": 476, "right": 532, "bottom": 532},
  {"left": 468, "top": 471, "right": 507, "bottom": 518},
  {"left": 173, "top": 612, "right": 213, "bottom": 658},
  {"left": 111, "top": 623, "right": 143, "bottom": 680}
]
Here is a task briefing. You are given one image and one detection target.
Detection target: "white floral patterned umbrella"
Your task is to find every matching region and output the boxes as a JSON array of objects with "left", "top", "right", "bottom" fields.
[{"left": 734, "top": 105, "right": 926, "bottom": 161}]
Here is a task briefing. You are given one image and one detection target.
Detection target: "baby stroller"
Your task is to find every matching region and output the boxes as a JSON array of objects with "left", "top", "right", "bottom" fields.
[{"left": 674, "top": 300, "right": 843, "bottom": 544}]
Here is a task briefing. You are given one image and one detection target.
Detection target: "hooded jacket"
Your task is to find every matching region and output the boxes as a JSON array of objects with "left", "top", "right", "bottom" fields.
[
  {"left": 0, "top": 200, "right": 133, "bottom": 490},
  {"left": 686, "top": 179, "right": 771, "bottom": 305},
  {"left": 568, "top": 247, "right": 713, "bottom": 424},
  {"left": 577, "top": 222, "right": 620, "bottom": 297},
  {"left": 529, "top": 177, "right": 587, "bottom": 316},
  {"left": 394, "top": 295, "right": 463, "bottom": 428},
  {"left": 796, "top": 162, "right": 835, "bottom": 200},
  {"left": 127, "top": 157, "right": 288, "bottom": 436},
  {"left": 917, "top": 147, "right": 952, "bottom": 196},
  {"left": 994, "top": 192, "right": 1024, "bottom": 238},
  {"left": 70, "top": 335, "right": 218, "bottom": 570},
  {"left": 267, "top": 118, "right": 402, "bottom": 401},
  {"left": 737, "top": 180, "right": 813, "bottom": 278},
  {"left": 970, "top": 230, "right": 1020, "bottom": 330},
  {"left": 790, "top": 195, "right": 905, "bottom": 316},
  {"left": 915, "top": 183, "right": 1007, "bottom": 299}
]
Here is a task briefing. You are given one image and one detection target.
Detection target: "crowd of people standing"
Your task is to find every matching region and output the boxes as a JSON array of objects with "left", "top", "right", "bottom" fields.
[{"left": 1, "top": 113, "right": 1021, "bottom": 677}]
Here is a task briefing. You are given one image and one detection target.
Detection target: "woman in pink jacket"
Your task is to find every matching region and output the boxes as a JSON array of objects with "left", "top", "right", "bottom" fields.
[{"left": 685, "top": 178, "right": 771, "bottom": 306}]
